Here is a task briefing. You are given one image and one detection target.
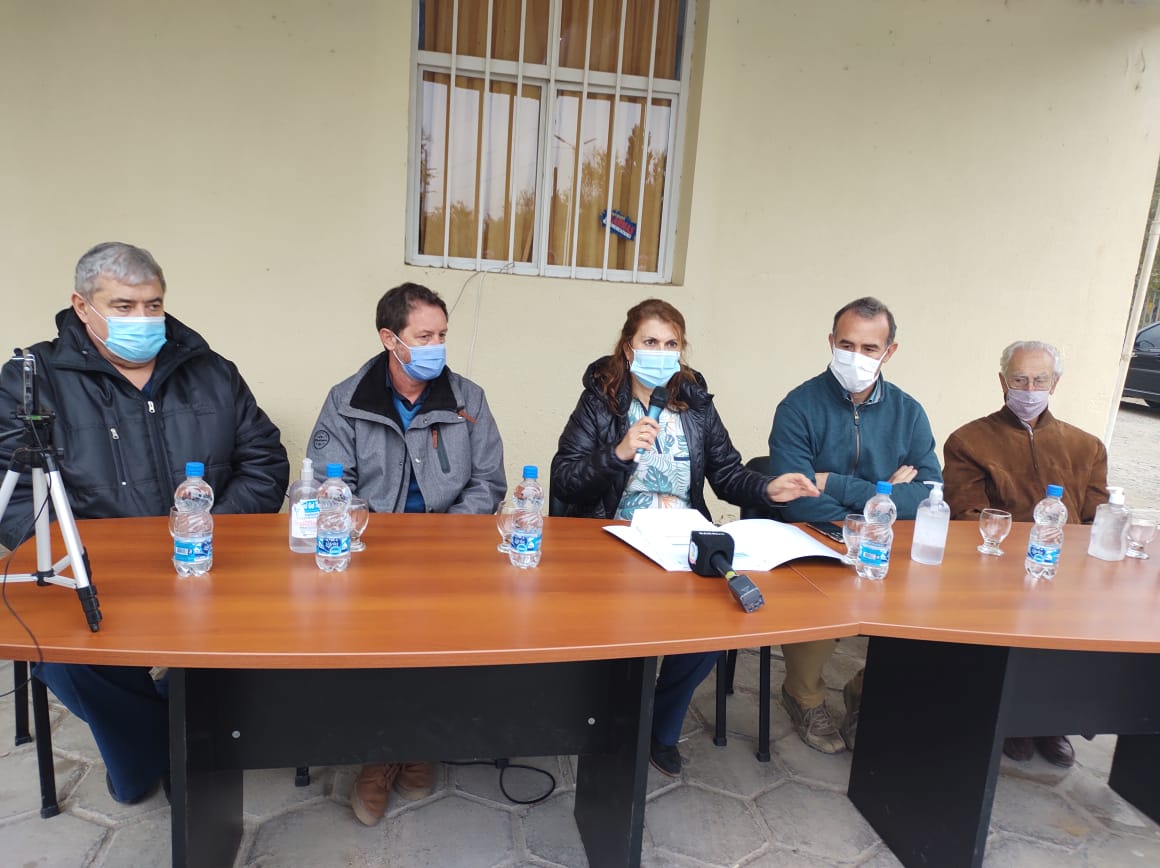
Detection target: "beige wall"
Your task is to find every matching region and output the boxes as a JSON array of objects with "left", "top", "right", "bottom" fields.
[{"left": 2, "top": 0, "right": 1159, "bottom": 521}]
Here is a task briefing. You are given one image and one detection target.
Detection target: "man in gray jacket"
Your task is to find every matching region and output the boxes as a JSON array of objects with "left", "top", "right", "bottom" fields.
[
  {"left": 309, "top": 282, "right": 505, "bottom": 515},
  {"left": 307, "top": 281, "right": 505, "bottom": 826}
]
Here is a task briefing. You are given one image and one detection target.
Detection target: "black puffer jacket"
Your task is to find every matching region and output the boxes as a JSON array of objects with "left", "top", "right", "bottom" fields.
[
  {"left": 0, "top": 308, "right": 289, "bottom": 549},
  {"left": 550, "top": 357, "right": 773, "bottom": 519}
]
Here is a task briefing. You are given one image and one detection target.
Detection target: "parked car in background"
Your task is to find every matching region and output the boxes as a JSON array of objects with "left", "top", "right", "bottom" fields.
[{"left": 1124, "top": 321, "right": 1160, "bottom": 407}]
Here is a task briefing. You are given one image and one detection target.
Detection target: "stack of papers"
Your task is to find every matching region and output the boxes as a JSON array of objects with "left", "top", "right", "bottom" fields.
[{"left": 604, "top": 508, "right": 845, "bottom": 572}]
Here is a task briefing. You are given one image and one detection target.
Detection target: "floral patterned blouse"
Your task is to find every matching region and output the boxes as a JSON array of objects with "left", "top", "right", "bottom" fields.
[{"left": 615, "top": 398, "right": 692, "bottom": 519}]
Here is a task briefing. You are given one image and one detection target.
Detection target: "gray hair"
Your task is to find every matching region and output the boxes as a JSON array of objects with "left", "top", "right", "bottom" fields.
[
  {"left": 1000, "top": 340, "right": 1063, "bottom": 378},
  {"left": 74, "top": 242, "right": 166, "bottom": 301},
  {"left": 832, "top": 297, "right": 897, "bottom": 344}
]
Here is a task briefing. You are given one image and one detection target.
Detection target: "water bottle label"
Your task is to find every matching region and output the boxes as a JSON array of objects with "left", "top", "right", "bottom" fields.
[
  {"left": 174, "top": 538, "right": 212, "bottom": 563},
  {"left": 316, "top": 533, "right": 350, "bottom": 556},
  {"left": 1027, "top": 543, "right": 1060, "bottom": 565},
  {"left": 511, "top": 531, "right": 541, "bottom": 554},
  {"left": 291, "top": 500, "right": 320, "bottom": 536},
  {"left": 858, "top": 541, "right": 890, "bottom": 566}
]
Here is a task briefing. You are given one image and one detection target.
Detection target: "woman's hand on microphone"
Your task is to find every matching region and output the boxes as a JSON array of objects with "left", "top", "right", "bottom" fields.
[
  {"left": 766, "top": 473, "right": 820, "bottom": 503},
  {"left": 615, "top": 417, "right": 660, "bottom": 462}
]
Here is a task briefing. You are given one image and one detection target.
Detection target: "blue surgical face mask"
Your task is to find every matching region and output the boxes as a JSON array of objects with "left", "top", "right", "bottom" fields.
[
  {"left": 393, "top": 341, "right": 446, "bottom": 382},
  {"left": 630, "top": 349, "right": 681, "bottom": 389},
  {"left": 88, "top": 307, "right": 167, "bottom": 363}
]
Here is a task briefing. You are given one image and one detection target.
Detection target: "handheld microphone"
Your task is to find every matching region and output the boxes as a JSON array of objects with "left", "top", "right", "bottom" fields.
[
  {"left": 634, "top": 386, "right": 669, "bottom": 463},
  {"left": 689, "top": 530, "right": 765, "bottom": 613}
]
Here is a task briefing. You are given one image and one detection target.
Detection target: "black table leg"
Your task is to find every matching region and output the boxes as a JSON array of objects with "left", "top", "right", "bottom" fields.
[
  {"left": 574, "top": 656, "right": 656, "bottom": 868},
  {"left": 1109, "top": 735, "right": 1160, "bottom": 824},
  {"left": 169, "top": 669, "right": 243, "bottom": 868},
  {"left": 848, "top": 638, "right": 1009, "bottom": 868}
]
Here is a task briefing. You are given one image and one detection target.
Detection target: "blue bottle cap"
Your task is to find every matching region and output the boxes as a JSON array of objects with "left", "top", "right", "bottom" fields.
[
  {"left": 1046, "top": 484, "right": 1064, "bottom": 498},
  {"left": 522, "top": 465, "right": 539, "bottom": 479},
  {"left": 876, "top": 480, "right": 893, "bottom": 494},
  {"left": 326, "top": 463, "right": 343, "bottom": 479},
  {"left": 185, "top": 461, "right": 204, "bottom": 478}
]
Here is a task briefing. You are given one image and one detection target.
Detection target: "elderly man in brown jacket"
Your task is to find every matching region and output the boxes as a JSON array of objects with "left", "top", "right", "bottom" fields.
[{"left": 943, "top": 339, "right": 1108, "bottom": 769}]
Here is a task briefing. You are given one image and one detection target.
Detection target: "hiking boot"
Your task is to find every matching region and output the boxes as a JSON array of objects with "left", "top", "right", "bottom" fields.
[
  {"left": 1003, "top": 737, "right": 1035, "bottom": 762},
  {"left": 649, "top": 738, "right": 682, "bottom": 777},
  {"left": 351, "top": 762, "right": 400, "bottom": 826},
  {"left": 394, "top": 762, "right": 436, "bottom": 801},
  {"left": 840, "top": 677, "right": 860, "bottom": 750},
  {"left": 781, "top": 686, "right": 846, "bottom": 754}
]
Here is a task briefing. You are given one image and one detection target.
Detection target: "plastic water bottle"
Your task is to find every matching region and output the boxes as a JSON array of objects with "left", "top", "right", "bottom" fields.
[
  {"left": 315, "top": 463, "right": 352, "bottom": 573},
  {"left": 911, "top": 481, "right": 950, "bottom": 565},
  {"left": 1025, "top": 484, "right": 1068, "bottom": 580},
  {"left": 288, "top": 457, "right": 320, "bottom": 553},
  {"left": 856, "top": 481, "right": 897, "bottom": 580},
  {"left": 509, "top": 465, "right": 544, "bottom": 569},
  {"left": 1087, "top": 485, "right": 1129, "bottom": 562},
  {"left": 172, "top": 461, "right": 214, "bottom": 577}
]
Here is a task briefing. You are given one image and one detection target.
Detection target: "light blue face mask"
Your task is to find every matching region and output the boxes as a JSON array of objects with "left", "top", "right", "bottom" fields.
[
  {"left": 393, "top": 341, "right": 446, "bottom": 381},
  {"left": 88, "top": 308, "right": 167, "bottom": 363},
  {"left": 630, "top": 349, "right": 681, "bottom": 389}
]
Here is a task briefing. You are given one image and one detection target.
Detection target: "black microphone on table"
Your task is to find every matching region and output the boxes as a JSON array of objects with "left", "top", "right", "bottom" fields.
[
  {"left": 688, "top": 530, "right": 765, "bottom": 613},
  {"left": 634, "top": 386, "right": 669, "bottom": 463}
]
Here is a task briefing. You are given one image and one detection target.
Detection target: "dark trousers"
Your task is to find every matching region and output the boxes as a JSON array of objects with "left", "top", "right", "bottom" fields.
[
  {"left": 652, "top": 651, "right": 718, "bottom": 746},
  {"left": 34, "top": 662, "right": 169, "bottom": 802}
]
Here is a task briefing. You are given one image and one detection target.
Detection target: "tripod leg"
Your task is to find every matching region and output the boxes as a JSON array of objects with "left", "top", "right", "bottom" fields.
[
  {"left": 0, "top": 467, "right": 22, "bottom": 519},
  {"left": 31, "top": 470, "right": 55, "bottom": 581},
  {"left": 44, "top": 469, "right": 102, "bottom": 632}
]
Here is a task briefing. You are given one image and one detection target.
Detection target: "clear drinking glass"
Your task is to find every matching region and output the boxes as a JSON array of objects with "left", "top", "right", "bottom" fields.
[
  {"left": 977, "top": 508, "right": 1012, "bottom": 556},
  {"left": 842, "top": 514, "right": 866, "bottom": 565},
  {"left": 495, "top": 500, "right": 517, "bottom": 553},
  {"left": 348, "top": 497, "right": 370, "bottom": 553},
  {"left": 1126, "top": 508, "right": 1159, "bottom": 559}
]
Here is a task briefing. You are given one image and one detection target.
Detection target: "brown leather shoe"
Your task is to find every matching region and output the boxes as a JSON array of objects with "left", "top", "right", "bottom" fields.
[
  {"left": 394, "top": 761, "right": 436, "bottom": 801},
  {"left": 1003, "top": 737, "right": 1035, "bottom": 761},
  {"left": 1034, "top": 736, "right": 1075, "bottom": 768},
  {"left": 351, "top": 762, "right": 400, "bottom": 826}
]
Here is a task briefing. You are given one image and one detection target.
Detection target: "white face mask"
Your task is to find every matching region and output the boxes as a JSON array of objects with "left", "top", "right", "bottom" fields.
[{"left": 829, "top": 347, "right": 886, "bottom": 395}]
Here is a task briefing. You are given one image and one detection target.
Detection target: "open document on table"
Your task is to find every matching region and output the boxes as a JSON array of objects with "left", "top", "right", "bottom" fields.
[{"left": 604, "top": 508, "right": 845, "bottom": 572}]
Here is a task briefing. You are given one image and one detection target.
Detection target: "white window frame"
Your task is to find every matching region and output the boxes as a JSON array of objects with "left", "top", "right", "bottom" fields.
[{"left": 405, "top": 0, "right": 695, "bottom": 284}]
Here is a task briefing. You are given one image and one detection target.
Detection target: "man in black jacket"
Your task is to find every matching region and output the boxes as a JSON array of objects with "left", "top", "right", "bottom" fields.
[{"left": 0, "top": 242, "right": 289, "bottom": 804}]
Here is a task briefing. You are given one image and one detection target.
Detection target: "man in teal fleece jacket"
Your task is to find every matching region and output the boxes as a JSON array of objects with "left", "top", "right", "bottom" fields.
[{"left": 768, "top": 297, "right": 942, "bottom": 755}]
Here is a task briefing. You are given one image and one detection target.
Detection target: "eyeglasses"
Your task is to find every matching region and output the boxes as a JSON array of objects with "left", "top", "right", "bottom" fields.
[{"left": 1005, "top": 374, "right": 1054, "bottom": 390}]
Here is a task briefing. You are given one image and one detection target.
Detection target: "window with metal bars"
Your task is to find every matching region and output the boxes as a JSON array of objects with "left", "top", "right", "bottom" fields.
[{"left": 408, "top": 0, "right": 690, "bottom": 283}]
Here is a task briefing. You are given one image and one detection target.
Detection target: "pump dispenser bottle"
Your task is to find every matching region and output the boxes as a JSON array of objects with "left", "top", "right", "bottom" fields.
[
  {"left": 288, "top": 457, "right": 320, "bottom": 553},
  {"left": 1087, "top": 485, "right": 1129, "bottom": 562},
  {"left": 911, "top": 481, "right": 950, "bottom": 565}
]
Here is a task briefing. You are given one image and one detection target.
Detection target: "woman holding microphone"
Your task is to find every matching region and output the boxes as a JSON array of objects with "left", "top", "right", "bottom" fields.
[{"left": 550, "top": 298, "right": 817, "bottom": 776}]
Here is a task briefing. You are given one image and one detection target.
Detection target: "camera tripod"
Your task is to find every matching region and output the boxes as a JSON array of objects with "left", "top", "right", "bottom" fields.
[{"left": 0, "top": 350, "right": 101, "bottom": 631}]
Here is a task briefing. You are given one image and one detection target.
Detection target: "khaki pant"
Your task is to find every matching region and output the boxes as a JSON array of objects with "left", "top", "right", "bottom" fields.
[{"left": 781, "top": 639, "right": 865, "bottom": 709}]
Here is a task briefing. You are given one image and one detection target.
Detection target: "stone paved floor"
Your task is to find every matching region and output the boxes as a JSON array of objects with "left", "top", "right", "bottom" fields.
[
  {"left": 2, "top": 404, "right": 1159, "bottom": 867},
  {"left": 4, "top": 640, "right": 1160, "bottom": 867}
]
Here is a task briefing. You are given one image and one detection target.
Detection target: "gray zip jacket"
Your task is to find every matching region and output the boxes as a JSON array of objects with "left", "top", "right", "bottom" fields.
[{"left": 308, "top": 353, "right": 506, "bottom": 514}]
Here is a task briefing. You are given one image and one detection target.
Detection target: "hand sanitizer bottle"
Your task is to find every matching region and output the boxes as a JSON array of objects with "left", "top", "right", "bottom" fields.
[
  {"left": 288, "top": 457, "right": 320, "bottom": 553},
  {"left": 911, "top": 481, "right": 950, "bottom": 565},
  {"left": 1087, "top": 485, "right": 1129, "bottom": 561}
]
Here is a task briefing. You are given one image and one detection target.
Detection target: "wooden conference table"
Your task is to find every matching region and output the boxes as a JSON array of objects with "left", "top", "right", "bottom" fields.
[
  {"left": 0, "top": 513, "right": 852, "bottom": 868},
  {"left": 788, "top": 520, "right": 1160, "bottom": 868},
  {"left": 1, "top": 514, "right": 1158, "bottom": 868}
]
